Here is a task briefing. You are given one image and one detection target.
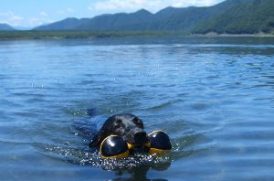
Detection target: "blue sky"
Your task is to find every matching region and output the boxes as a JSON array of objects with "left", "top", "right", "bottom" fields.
[{"left": 0, "top": 0, "right": 224, "bottom": 28}]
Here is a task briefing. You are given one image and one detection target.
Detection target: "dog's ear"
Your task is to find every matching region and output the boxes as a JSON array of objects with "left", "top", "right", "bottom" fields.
[{"left": 89, "top": 116, "right": 114, "bottom": 147}]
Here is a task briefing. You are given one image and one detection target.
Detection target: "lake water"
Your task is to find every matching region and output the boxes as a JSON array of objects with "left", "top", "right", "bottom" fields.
[{"left": 1, "top": 37, "right": 274, "bottom": 181}]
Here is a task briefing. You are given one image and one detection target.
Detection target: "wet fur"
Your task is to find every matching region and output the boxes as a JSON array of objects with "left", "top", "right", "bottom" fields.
[{"left": 89, "top": 113, "right": 144, "bottom": 147}]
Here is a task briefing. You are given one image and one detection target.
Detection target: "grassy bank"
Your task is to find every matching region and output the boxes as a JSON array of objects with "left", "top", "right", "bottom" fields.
[
  {"left": 0, "top": 31, "right": 175, "bottom": 40},
  {"left": 0, "top": 30, "right": 274, "bottom": 40}
]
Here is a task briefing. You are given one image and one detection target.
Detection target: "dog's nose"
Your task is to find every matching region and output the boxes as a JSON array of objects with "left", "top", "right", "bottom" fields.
[{"left": 133, "top": 130, "right": 148, "bottom": 147}]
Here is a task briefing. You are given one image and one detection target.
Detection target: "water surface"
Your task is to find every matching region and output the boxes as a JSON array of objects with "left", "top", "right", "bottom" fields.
[{"left": 1, "top": 37, "right": 274, "bottom": 181}]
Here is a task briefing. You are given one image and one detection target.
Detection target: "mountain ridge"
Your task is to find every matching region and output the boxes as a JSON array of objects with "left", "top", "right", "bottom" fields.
[
  {"left": 2, "top": 0, "right": 273, "bottom": 34},
  {"left": 0, "top": 23, "right": 15, "bottom": 31}
]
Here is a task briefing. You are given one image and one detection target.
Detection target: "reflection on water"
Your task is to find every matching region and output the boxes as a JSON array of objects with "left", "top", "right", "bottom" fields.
[{"left": 1, "top": 37, "right": 274, "bottom": 180}]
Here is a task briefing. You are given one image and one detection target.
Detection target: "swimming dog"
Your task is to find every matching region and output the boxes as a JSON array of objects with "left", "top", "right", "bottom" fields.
[{"left": 89, "top": 113, "right": 172, "bottom": 159}]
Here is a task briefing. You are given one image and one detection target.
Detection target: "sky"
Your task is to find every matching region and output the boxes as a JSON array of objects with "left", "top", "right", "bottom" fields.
[{"left": 0, "top": 0, "right": 225, "bottom": 28}]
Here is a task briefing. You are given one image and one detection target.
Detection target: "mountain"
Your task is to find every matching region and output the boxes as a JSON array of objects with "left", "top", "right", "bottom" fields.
[
  {"left": 193, "top": 0, "right": 274, "bottom": 34},
  {"left": 35, "top": 9, "right": 154, "bottom": 31},
  {"left": 34, "top": 0, "right": 274, "bottom": 34},
  {"left": 77, "top": 9, "right": 154, "bottom": 31},
  {"left": 35, "top": 18, "right": 89, "bottom": 31},
  {"left": 0, "top": 23, "right": 14, "bottom": 31}
]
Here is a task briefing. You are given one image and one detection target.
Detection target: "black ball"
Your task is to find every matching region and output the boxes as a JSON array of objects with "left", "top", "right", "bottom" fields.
[
  {"left": 100, "top": 135, "right": 129, "bottom": 158},
  {"left": 148, "top": 131, "right": 172, "bottom": 150}
]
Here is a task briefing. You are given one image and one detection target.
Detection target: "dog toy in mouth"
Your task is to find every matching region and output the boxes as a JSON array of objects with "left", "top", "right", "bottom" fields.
[
  {"left": 99, "top": 131, "right": 172, "bottom": 159},
  {"left": 99, "top": 135, "right": 130, "bottom": 159}
]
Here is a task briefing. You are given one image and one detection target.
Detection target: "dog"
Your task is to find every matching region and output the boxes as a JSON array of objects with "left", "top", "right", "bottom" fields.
[
  {"left": 89, "top": 113, "right": 148, "bottom": 148},
  {"left": 89, "top": 113, "right": 172, "bottom": 158}
]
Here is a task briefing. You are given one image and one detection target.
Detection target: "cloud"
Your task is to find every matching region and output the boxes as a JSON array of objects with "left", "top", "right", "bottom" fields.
[
  {"left": 0, "top": 11, "right": 24, "bottom": 26},
  {"left": 0, "top": 11, "right": 51, "bottom": 28},
  {"left": 66, "top": 8, "right": 75, "bottom": 13},
  {"left": 57, "top": 7, "right": 75, "bottom": 15},
  {"left": 27, "top": 17, "right": 52, "bottom": 27},
  {"left": 40, "top": 11, "right": 48, "bottom": 17},
  {"left": 27, "top": 12, "right": 53, "bottom": 27},
  {"left": 89, "top": 0, "right": 223, "bottom": 13},
  {"left": 0, "top": 8, "right": 74, "bottom": 28}
]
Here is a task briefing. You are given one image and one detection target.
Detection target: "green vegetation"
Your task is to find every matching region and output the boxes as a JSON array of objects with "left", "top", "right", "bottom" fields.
[
  {"left": 34, "top": 0, "right": 274, "bottom": 35},
  {"left": 1, "top": 0, "right": 274, "bottom": 38},
  {"left": 193, "top": 0, "right": 274, "bottom": 34},
  {"left": 0, "top": 30, "right": 272, "bottom": 41},
  {"left": 0, "top": 31, "right": 177, "bottom": 40}
]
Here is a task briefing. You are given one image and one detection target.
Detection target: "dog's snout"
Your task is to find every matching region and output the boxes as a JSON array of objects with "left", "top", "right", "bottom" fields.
[
  {"left": 127, "top": 128, "right": 148, "bottom": 146},
  {"left": 133, "top": 130, "right": 148, "bottom": 146}
]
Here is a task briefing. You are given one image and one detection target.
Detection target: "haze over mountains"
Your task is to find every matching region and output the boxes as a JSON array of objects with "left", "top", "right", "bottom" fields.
[{"left": 1, "top": 0, "right": 274, "bottom": 34}]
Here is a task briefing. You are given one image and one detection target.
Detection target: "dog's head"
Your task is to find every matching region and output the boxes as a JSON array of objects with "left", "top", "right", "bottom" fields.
[{"left": 90, "top": 114, "right": 148, "bottom": 148}]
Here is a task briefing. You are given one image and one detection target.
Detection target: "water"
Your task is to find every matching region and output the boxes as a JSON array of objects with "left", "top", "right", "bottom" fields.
[{"left": 1, "top": 37, "right": 274, "bottom": 181}]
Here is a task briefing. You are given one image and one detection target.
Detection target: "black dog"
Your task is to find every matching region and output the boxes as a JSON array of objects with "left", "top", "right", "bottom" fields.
[
  {"left": 89, "top": 114, "right": 148, "bottom": 148},
  {"left": 89, "top": 113, "right": 172, "bottom": 158}
]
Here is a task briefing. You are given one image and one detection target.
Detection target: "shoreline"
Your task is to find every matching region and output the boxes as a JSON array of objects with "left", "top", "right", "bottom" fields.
[
  {"left": 192, "top": 32, "right": 274, "bottom": 38},
  {"left": 0, "top": 31, "right": 274, "bottom": 40}
]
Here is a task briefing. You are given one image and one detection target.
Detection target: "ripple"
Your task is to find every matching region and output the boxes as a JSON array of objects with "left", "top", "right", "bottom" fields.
[
  {"left": 39, "top": 144, "right": 172, "bottom": 171},
  {"left": 1, "top": 38, "right": 274, "bottom": 180},
  {"left": 146, "top": 99, "right": 181, "bottom": 111}
]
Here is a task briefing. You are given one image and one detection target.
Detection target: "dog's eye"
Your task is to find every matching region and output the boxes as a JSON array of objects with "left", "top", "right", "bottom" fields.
[
  {"left": 133, "top": 117, "right": 140, "bottom": 124},
  {"left": 133, "top": 117, "right": 144, "bottom": 128},
  {"left": 114, "top": 125, "right": 120, "bottom": 129},
  {"left": 116, "top": 119, "right": 122, "bottom": 124},
  {"left": 114, "top": 119, "right": 122, "bottom": 128}
]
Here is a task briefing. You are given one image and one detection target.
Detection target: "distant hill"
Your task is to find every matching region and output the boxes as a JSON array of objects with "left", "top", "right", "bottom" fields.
[
  {"left": 35, "top": 9, "right": 154, "bottom": 31},
  {"left": 193, "top": 0, "right": 274, "bottom": 34},
  {"left": 34, "top": 0, "right": 274, "bottom": 34},
  {"left": 0, "top": 23, "right": 14, "bottom": 31}
]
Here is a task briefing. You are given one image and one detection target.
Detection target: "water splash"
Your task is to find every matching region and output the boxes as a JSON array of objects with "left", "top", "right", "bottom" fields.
[{"left": 42, "top": 144, "right": 171, "bottom": 171}]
